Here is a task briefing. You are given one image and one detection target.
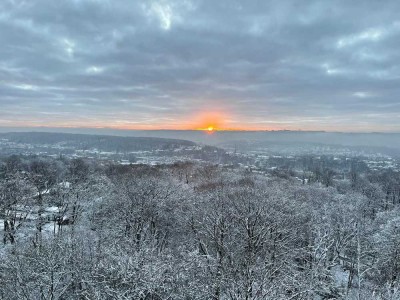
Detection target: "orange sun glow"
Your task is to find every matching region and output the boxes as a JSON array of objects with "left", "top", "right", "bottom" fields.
[
  {"left": 191, "top": 111, "right": 226, "bottom": 131},
  {"left": 205, "top": 126, "right": 216, "bottom": 134}
]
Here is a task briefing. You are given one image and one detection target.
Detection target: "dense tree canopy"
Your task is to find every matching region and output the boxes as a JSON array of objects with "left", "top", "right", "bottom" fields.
[{"left": 0, "top": 155, "right": 399, "bottom": 299}]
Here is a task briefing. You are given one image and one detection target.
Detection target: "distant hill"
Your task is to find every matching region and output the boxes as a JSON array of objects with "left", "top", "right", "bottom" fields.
[
  {"left": 1, "top": 128, "right": 400, "bottom": 154},
  {"left": 0, "top": 132, "right": 196, "bottom": 152}
]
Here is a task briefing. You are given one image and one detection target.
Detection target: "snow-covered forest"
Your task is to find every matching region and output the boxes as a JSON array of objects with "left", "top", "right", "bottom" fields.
[{"left": 1, "top": 152, "right": 399, "bottom": 299}]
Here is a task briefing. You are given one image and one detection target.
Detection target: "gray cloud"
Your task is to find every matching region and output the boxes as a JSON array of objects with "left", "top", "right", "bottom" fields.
[{"left": 0, "top": 0, "right": 399, "bottom": 131}]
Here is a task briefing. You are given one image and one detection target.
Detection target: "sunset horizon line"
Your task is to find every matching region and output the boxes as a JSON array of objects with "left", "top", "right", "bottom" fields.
[{"left": 0, "top": 125, "right": 399, "bottom": 135}]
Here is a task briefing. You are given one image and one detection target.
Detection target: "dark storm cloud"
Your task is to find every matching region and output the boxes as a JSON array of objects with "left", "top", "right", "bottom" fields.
[{"left": 0, "top": 0, "right": 399, "bottom": 131}]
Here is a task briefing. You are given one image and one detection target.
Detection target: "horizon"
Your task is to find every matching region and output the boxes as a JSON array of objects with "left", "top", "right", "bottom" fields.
[
  {"left": 3, "top": 126, "right": 400, "bottom": 153},
  {"left": 1, "top": 125, "right": 400, "bottom": 135}
]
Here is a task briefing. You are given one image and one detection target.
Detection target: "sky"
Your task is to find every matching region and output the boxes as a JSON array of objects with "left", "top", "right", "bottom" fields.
[{"left": 0, "top": 0, "right": 399, "bottom": 132}]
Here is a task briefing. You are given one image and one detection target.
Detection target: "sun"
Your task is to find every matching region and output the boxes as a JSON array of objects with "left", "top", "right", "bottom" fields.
[{"left": 203, "top": 125, "right": 216, "bottom": 134}]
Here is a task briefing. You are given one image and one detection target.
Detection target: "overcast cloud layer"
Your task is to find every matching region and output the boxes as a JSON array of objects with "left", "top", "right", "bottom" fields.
[{"left": 1, "top": 0, "right": 399, "bottom": 131}]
